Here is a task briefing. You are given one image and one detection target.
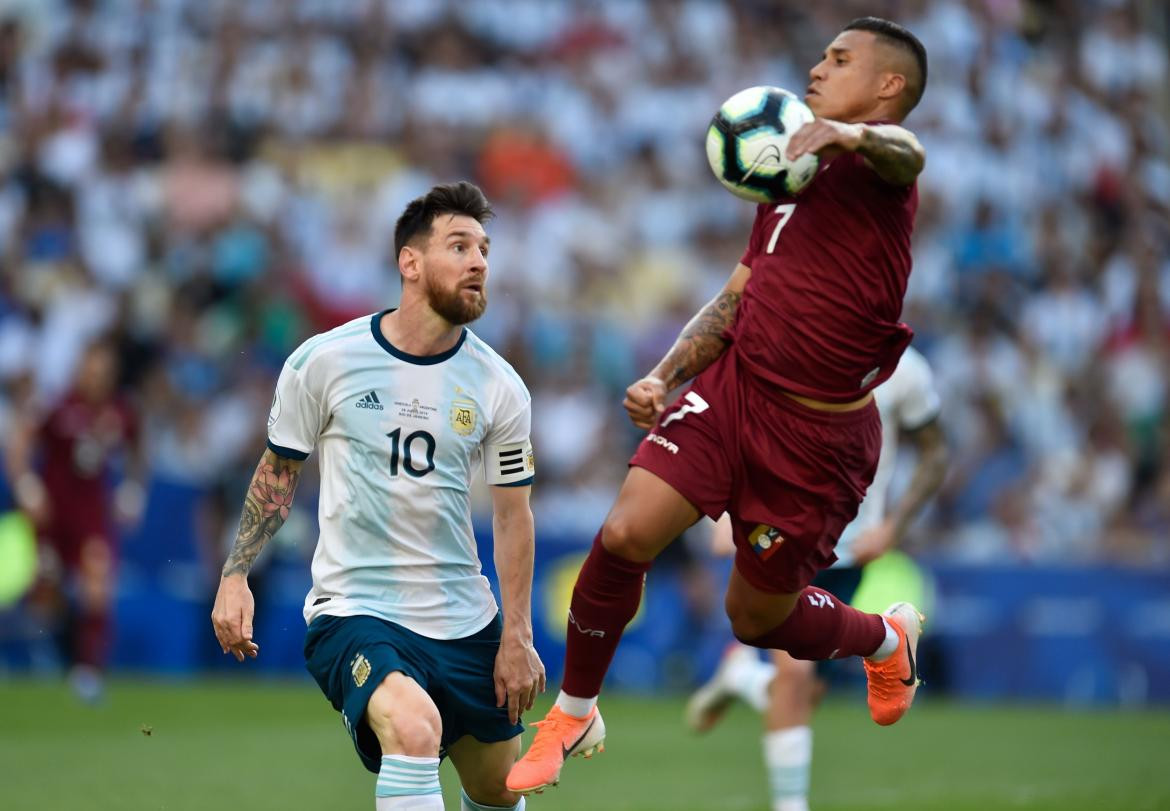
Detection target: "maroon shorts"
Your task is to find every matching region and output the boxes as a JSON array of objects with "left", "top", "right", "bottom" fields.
[
  {"left": 41, "top": 492, "right": 114, "bottom": 571},
  {"left": 629, "top": 350, "right": 881, "bottom": 594}
]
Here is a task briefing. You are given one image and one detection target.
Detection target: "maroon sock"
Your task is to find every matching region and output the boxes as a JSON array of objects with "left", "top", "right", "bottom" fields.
[
  {"left": 560, "top": 533, "right": 653, "bottom": 698},
  {"left": 76, "top": 607, "right": 111, "bottom": 669},
  {"left": 740, "top": 586, "right": 885, "bottom": 660}
]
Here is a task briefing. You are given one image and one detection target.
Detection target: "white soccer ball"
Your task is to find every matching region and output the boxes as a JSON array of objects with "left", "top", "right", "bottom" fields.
[{"left": 705, "top": 86, "right": 819, "bottom": 203}]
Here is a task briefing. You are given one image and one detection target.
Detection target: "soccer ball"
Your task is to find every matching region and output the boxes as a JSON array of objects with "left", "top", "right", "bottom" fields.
[{"left": 705, "top": 86, "right": 819, "bottom": 203}]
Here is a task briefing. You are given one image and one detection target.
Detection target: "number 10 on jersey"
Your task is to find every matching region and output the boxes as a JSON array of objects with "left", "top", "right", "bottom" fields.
[{"left": 386, "top": 427, "right": 436, "bottom": 477}]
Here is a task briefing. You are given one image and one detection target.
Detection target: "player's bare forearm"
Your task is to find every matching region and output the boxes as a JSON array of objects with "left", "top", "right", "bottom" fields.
[
  {"left": 856, "top": 124, "right": 925, "bottom": 186},
  {"left": 651, "top": 290, "right": 741, "bottom": 391},
  {"left": 221, "top": 449, "right": 304, "bottom": 578},
  {"left": 889, "top": 420, "right": 948, "bottom": 539},
  {"left": 491, "top": 484, "right": 544, "bottom": 720},
  {"left": 491, "top": 488, "right": 536, "bottom": 643}
]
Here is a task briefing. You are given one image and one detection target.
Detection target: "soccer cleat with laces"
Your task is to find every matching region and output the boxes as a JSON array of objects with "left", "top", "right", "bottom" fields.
[
  {"left": 506, "top": 705, "right": 606, "bottom": 795},
  {"left": 863, "top": 602, "right": 925, "bottom": 726}
]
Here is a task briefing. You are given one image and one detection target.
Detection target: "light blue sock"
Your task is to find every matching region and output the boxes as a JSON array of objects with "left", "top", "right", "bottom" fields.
[
  {"left": 375, "top": 754, "right": 443, "bottom": 810},
  {"left": 460, "top": 789, "right": 526, "bottom": 810},
  {"left": 763, "top": 726, "right": 811, "bottom": 811}
]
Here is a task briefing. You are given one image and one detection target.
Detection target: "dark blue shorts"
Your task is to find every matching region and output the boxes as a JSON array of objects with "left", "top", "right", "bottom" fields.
[
  {"left": 304, "top": 612, "right": 524, "bottom": 773},
  {"left": 811, "top": 565, "right": 862, "bottom": 604}
]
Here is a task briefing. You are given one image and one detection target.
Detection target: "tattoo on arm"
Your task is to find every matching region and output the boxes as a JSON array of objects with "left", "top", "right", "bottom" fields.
[
  {"left": 222, "top": 450, "right": 303, "bottom": 577},
  {"left": 652, "top": 290, "right": 742, "bottom": 391},
  {"left": 857, "top": 125, "right": 925, "bottom": 186}
]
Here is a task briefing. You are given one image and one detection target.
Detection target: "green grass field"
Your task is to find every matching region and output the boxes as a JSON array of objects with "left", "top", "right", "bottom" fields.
[{"left": 1, "top": 678, "right": 1167, "bottom": 810}]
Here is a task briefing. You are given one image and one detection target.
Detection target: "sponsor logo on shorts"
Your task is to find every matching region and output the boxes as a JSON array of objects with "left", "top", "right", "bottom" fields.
[
  {"left": 749, "top": 524, "right": 784, "bottom": 560},
  {"left": 646, "top": 433, "right": 679, "bottom": 454},
  {"left": 351, "top": 653, "right": 372, "bottom": 687}
]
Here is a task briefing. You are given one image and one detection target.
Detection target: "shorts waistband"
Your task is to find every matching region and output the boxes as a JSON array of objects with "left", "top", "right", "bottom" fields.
[{"left": 770, "top": 387, "right": 879, "bottom": 425}]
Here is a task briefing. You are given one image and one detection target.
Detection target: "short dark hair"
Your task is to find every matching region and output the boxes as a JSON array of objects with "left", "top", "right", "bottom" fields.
[
  {"left": 844, "top": 17, "right": 928, "bottom": 114},
  {"left": 393, "top": 181, "right": 494, "bottom": 259}
]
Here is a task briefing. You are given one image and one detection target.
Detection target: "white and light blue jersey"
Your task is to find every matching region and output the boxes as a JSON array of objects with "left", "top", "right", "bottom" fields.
[
  {"left": 267, "top": 310, "right": 535, "bottom": 639},
  {"left": 833, "top": 345, "right": 940, "bottom": 568}
]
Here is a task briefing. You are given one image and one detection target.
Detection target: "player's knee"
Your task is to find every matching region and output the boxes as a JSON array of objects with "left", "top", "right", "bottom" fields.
[
  {"left": 600, "top": 513, "right": 655, "bottom": 561},
  {"left": 366, "top": 689, "right": 441, "bottom": 757},
  {"left": 728, "top": 612, "right": 776, "bottom": 644},
  {"left": 725, "top": 579, "right": 798, "bottom": 643},
  {"left": 726, "top": 594, "right": 782, "bottom": 643}
]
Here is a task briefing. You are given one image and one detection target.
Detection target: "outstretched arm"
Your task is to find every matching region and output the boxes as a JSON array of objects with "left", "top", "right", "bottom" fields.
[
  {"left": 624, "top": 262, "right": 750, "bottom": 429},
  {"left": 211, "top": 449, "right": 304, "bottom": 661},
  {"left": 786, "top": 120, "right": 925, "bottom": 186},
  {"left": 490, "top": 483, "right": 545, "bottom": 724}
]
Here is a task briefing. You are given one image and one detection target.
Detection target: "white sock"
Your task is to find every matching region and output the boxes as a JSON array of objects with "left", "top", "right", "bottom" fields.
[
  {"left": 375, "top": 754, "right": 443, "bottom": 810},
  {"left": 726, "top": 654, "right": 777, "bottom": 713},
  {"left": 763, "top": 726, "right": 812, "bottom": 811},
  {"left": 554, "top": 690, "right": 597, "bottom": 718},
  {"left": 461, "top": 789, "right": 526, "bottom": 810},
  {"left": 867, "top": 618, "right": 900, "bottom": 662}
]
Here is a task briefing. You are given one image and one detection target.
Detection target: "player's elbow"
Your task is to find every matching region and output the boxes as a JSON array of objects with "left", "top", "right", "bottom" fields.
[{"left": 493, "top": 503, "right": 534, "bottom": 533}]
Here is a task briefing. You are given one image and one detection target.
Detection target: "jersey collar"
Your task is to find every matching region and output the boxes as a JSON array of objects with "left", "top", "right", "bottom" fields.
[{"left": 370, "top": 309, "right": 467, "bottom": 365}]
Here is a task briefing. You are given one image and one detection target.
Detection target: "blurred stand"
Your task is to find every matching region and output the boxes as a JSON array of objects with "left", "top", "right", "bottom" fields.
[{"left": 0, "top": 1, "right": 1166, "bottom": 703}]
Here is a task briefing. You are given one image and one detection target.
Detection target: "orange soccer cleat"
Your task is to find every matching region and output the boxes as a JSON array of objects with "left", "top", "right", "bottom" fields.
[
  {"left": 863, "top": 602, "right": 925, "bottom": 726},
  {"left": 506, "top": 705, "right": 606, "bottom": 795}
]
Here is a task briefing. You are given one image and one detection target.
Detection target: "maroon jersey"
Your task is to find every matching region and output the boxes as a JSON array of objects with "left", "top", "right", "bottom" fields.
[
  {"left": 731, "top": 148, "right": 918, "bottom": 403},
  {"left": 39, "top": 393, "right": 137, "bottom": 540}
]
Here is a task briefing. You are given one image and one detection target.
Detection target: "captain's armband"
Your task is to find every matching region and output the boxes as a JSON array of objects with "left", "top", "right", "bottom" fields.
[{"left": 485, "top": 439, "right": 535, "bottom": 486}]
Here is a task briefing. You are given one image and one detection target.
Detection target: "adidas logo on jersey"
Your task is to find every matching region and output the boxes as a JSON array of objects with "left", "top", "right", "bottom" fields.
[{"left": 355, "top": 391, "right": 384, "bottom": 410}]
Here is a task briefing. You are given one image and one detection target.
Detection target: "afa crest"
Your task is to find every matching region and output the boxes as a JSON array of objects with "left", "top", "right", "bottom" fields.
[
  {"left": 450, "top": 399, "right": 476, "bottom": 436},
  {"left": 350, "top": 653, "right": 371, "bottom": 687},
  {"left": 748, "top": 524, "right": 784, "bottom": 560}
]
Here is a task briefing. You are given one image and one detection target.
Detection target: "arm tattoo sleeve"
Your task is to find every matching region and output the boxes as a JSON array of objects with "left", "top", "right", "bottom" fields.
[
  {"left": 652, "top": 290, "right": 742, "bottom": 391},
  {"left": 857, "top": 125, "right": 925, "bottom": 186},
  {"left": 221, "top": 449, "right": 303, "bottom": 577}
]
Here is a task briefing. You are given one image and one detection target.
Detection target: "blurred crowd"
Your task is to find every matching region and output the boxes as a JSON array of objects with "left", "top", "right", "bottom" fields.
[{"left": 0, "top": 0, "right": 1167, "bottom": 579}]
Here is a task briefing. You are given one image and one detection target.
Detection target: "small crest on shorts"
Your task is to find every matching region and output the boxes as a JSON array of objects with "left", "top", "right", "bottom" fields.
[
  {"left": 450, "top": 399, "right": 476, "bottom": 436},
  {"left": 351, "top": 653, "right": 371, "bottom": 688},
  {"left": 749, "top": 524, "right": 784, "bottom": 560}
]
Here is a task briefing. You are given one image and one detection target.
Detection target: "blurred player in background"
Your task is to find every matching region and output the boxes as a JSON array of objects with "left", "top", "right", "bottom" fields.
[
  {"left": 5, "top": 337, "right": 145, "bottom": 702},
  {"left": 211, "top": 182, "right": 543, "bottom": 811},
  {"left": 510, "top": 17, "right": 930, "bottom": 795},
  {"left": 686, "top": 345, "right": 947, "bottom": 811}
]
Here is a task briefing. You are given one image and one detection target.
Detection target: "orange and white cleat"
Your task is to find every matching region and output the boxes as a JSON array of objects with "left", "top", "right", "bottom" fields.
[
  {"left": 863, "top": 602, "right": 925, "bottom": 726},
  {"left": 506, "top": 705, "right": 606, "bottom": 795}
]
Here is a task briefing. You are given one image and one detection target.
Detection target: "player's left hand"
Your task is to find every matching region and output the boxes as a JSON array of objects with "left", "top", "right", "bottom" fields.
[
  {"left": 786, "top": 119, "right": 864, "bottom": 161},
  {"left": 494, "top": 635, "right": 546, "bottom": 725},
  {"left": 849, "top": 517, "right": 899, "bottom": 566}
]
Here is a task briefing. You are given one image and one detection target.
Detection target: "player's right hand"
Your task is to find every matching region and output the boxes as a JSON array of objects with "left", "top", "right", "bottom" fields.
[
  {"left": 211, "top": 574, "right": 260, "bottom": 662},
  {"left": 623, "top": 376, "right": 667, "bottom": 430}
]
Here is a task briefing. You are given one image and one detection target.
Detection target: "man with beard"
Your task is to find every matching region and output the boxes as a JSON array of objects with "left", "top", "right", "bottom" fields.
[{"left": 212, "top": 182, "right": 543, "bottom": 811}]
